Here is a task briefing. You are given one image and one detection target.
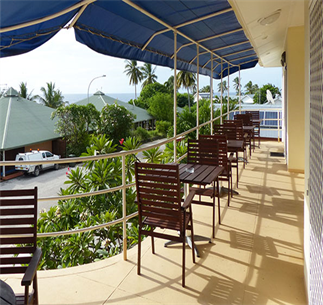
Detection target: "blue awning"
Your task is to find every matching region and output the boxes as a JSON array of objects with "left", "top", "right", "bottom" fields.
[{"left": 0, "top": 0, "right": 258, "bottom": 79}]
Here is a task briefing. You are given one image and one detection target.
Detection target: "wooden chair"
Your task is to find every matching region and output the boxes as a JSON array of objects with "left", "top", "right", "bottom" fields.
[
  {"left": 0, "top": 187, "right": 42, "bottom": 305},
  {"left": 199, "top": 134, "right": 233, "bottom": 201},
  {"left": 246, "top": 110, "right": 261, "bottom": 147},
  {"left": 187, "top": 138, "right": 223, "bottom": 233},
  {"left": 234, "top": 113, "right": 255, "bottom": 154},
  {"left": 135, "top": 162, "right": 195, "bottom": 287}
]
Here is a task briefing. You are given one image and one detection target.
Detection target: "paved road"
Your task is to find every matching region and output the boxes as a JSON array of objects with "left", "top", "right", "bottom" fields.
[
  {"left": 0, "top": 138, "right": 168, "bottom": 217},
  {"left": 0, "top": 165, "right": 72, "bottom": 217}
]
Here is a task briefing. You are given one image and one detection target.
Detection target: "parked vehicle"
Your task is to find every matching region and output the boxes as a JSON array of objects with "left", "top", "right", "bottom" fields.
[{"left": 15, "top": 150, "right": 60, "bottom": 176}]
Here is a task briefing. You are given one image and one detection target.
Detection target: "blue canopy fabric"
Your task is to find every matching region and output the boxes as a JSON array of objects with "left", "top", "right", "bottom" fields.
[{"left": 0, "top": 0, "right": 258, "bottom": 79}]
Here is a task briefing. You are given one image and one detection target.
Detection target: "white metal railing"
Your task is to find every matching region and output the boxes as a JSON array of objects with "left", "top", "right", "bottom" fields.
[{"left": 0, "top": 109, "right": 283, "bottom": 259}]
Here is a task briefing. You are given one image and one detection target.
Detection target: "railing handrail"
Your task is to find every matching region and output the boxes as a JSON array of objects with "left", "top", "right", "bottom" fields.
[{"left": 1, "top": 108, "right": 283, "bottom": 242}]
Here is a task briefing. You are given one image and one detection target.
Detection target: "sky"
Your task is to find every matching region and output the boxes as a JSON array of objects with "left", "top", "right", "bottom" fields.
[{"left": 0, "top": 28, "right": 282, "bottom": 97}]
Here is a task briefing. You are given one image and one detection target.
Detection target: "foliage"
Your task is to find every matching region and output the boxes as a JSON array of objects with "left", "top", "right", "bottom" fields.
[
  {"left": 217, "top": 80, "right": 227, "bottom": 94},
  {"left": 148, "top": 92, "right": 173, "bottom": 122},
  {"left": 37, "top": 135, "right": 139, "bottom": 270},
  {"left": 134, "top": 82, "right": 168, "bottom": 109},
  {"left": 52, "top": 103, "right": 100, "bottom": 156},
  {"left": 134, "top": 127, "right": 150, "bottom": 142},
  {"left": 100, "top": 103, "right": 135, "bottom": 144},
  {"left": 142, "top": 147, "right": 163, "bottom": 163},
  {"left": 177, "top": 92, "right": 194, "bottom": 108},
  {"left": 177, "top": 71, "right": 196, "bottom": 111},
  {"left": 233, "top": 77, "right": 242, "bottom": 95},
  {"left": 120, "top": 137, "right": 141, "bottom": 182},
  {"left": 124, "top": 60, "right": 143, "bottom": 99},
  {"left": 38, "top": 82, "right": 65, "bottom": 108},
  {"left": 244, "top": 81, "right": 259, "bottom": 94},
  {"left": 140, "top": 63, "right": 157, "bottom": 89},
  {"left": 200, "top": 85, "right": 210, "bottom": 93},
  {"left": 18, "top": 82, "right": 36, "bottom": 101},
  {"left": 164, "top": 75, "right": 175, "bottom": 95},
  {"left": 156, "top": 120, "right": 172, "bottom": 136},
  {"left": 253, "top": 83, "right": 281, "bottom": 104},
  {"left": 162, "top": 140, "right": 187, "bottom": 163}
]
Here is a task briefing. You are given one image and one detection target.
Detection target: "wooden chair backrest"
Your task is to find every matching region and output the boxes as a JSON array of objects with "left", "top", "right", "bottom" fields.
[
  {"left": 223, "top": 120, "right": 244, "bottom": 140},
  {"left": 199, "top": 134, "right": 228, "bottom": 170},
  {"left": 234, "top": 113, "right": 252, "bottom": 126},
  {"left": 135, "top": 163, "right": 182, "bottom": 229},
  {"left": 187, "top": 138, "right": 219, "bottom": 167},
  {"left": 246, "top": 110, "right": 260, "bottom": 120},
  {"left": 0, "top": 187, "right": 38, "bottom": 275}
]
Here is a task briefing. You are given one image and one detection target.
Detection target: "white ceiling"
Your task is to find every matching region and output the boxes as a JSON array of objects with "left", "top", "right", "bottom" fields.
[{"left": 230, "top": 0, "right": 304, "bottom": 67}]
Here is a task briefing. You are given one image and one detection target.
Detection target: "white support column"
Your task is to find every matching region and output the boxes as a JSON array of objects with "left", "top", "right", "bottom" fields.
[
  {"left": 210, "top": 53, "right": 214, "bottom": 134},
  {"left": 239, "top": 66, "right": 241, "bottom": 113},
  {"left": 220, "top": 59, "right": 223, "bottom": 124},
  {"left": 173, "top": 31, "right": 177, "bottom": 162},
  {"left": 227, "top": 65, "right": 230, "bottom": 120},
  {"left": 196, "top": 45, "right": 200, "bottom": 139},
  {"left": 2, "top": 151, "right": 5, "bottom": 178}
]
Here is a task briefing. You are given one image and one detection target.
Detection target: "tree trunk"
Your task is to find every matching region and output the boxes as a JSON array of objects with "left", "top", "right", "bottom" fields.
[{"left": 187, "top": 88, "right": 191, "bottom": 112}]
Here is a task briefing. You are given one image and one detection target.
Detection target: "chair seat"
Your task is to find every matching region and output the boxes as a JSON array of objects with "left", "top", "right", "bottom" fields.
[{"left": 143, "top": 212, "right": 191, "bottom": 232}]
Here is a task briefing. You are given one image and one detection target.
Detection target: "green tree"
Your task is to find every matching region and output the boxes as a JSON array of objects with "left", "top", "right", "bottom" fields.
[
  {"left": 253, "top": 83, "right": 281, "bottom": 104},
  {"left": 177, "top": 71, "right": 196, "bottom": 111},
  {"left": 200, "top": 85, "right": 210, "bottom": 93},
  {"left": 147, "top": 92, "right": 173, "bottom": 122},
  {"left": 124, "top": 60, "right": 143, "bottom": 100},
  {"left": 19, "top": 82, "right": 36, "bottom": 101},
  {"left": 100, "top": 103, "right": 135, "bottom": 144},
  {"left": 164, "top": 75, "right": 175, "bottom": 95},
  {"left": 52, "top": 103, "right": 100, "bottom": 156},
  {"left": 244, "top": 81, "right": 259, "bottom": 94},
  {"left": 217, "top": 80, "right": 227, "bottom": 94},
  {"left": 142, "top": 147, "right": 163, "bottom": 163},
  {"left": 38, "top": 82, "right": 65, "bottom": 108},
  {"left": 134, "top": 82, "right": 168, "bottom": 109},
  {"left": 233, "top": 77, "right": 242, "bottom": 95},
  {"left": 140, "top": 63, "right": 157, "bottom": 89}
]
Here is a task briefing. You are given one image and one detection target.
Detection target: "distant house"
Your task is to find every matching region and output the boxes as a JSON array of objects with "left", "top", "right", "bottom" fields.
[
  {"left": 0, "top": 88, "right": 64, "bottom": 178},
  {"left": 75, "top": 91, "right": 154, "bottom": 129},
  {"left": 265, "top": 96, "right": 282, "bottom": 105},
  {"left": 241, "top": 94, "right": 255, "bottom": 104}
]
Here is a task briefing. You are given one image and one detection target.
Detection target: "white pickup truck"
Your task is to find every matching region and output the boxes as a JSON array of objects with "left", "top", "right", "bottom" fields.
[{"left": 15, "top": 150, "right": 60, "bottom": 176}]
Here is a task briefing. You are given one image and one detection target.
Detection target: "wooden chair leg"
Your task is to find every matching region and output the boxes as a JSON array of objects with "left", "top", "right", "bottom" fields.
[
  {"left": 182, "top": 230, "right": 186, "bottom": 287},
  {"left": 137, "top": 232, "right": 141, "bottom": 275},
  {"left": 151, "top": 236, "right": 155, "bottom": 254},
  {"left": 189, "top": 210, "right": 196, "bottom": 264},
  {"left": 33, "top": 274, "right": 39, "bottom": 305},
  {"left": 217, "top": 181, "right": 221, "bottom": 228}
]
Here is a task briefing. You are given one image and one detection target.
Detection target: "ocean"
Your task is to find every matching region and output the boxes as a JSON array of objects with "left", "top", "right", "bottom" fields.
[{"left": 64, "top": 93, "right": 135, "bottom": 104}]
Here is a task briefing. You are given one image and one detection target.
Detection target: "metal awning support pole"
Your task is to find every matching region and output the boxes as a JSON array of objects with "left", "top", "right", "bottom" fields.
[
  {"left": 227, "top": 65, "right": 230, "bottom": 120},
  {"left": 239, "top": 66, "right": 241, "bottom": 113},
  {"left": 173, "top": 31, "right": 177, "bottom": 162},
  {"left": 2, "top": 151, "right": 5, "bottom": 178},
  {"left": 210, "top": 53, "right": 214, "bottom": 134},
  {"left": 196, "top": 45, "right": 200, "bottom": 139},
  {"left": 220, "top": 59, "right": 223, "bottom": 124}
]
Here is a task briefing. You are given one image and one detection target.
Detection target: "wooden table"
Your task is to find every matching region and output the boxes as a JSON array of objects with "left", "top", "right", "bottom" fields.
[{"left": 0, "top": 280, "right": 15, "bottom": 305}]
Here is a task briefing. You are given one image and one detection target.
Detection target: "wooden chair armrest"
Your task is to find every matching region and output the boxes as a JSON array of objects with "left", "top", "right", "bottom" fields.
[
  {"left": 228, "top": 154, "right": 235, "bottom": 163},
  {"left": 21, "top": 247, "right": 42, "bottom": 287},
  {"left": 182, "top": 189, "right": 196, "bottom": 209}
]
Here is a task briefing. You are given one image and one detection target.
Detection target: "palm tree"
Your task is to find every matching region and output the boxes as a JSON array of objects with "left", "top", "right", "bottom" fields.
[
  {"left": 244, "top": 81, "right": 259, "bottom": 94},
  {"left": 164, "top": 75, "right": 175, "bottom": 95},
  {"left": 140, "top": 63, "right": 157, "bottom": 88},
  {"left": 217, "top": 80, "right": 227, "bottom": 94},
  {"left": 124, "top": 60, "right": 143, "bottom": 100},
  {"left": 38, "top": 82, "right": 65, "bottom": 108},
  {"left": 233, "top": 77, "right": 242, "bottom": 95},
  {"left": 176, "top": 71, "right": 196, "bottom": 111},
  {"left": 19, "top": 82, "right": 36, "bottom": 101}
]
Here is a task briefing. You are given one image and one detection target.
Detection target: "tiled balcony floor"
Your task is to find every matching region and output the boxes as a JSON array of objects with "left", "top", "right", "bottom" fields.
[{"left": 1, "top": 141, "right": 307, "bottom": 304}]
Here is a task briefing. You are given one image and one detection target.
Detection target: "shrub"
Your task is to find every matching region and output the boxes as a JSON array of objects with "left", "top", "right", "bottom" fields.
[
  {"left": 156, "top": 120, "right": 171, "bottom": 136},
  {"left": 134, "top": 127, "right": 150, "bottom": 142}
]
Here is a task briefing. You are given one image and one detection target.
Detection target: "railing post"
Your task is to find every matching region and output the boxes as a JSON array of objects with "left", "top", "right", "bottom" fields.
[
  {"left": 173, "top": 30, "right": 177, "bottom": 162},
  {"left": 122, "top": 154, "right": 127, "bottom": 260}
]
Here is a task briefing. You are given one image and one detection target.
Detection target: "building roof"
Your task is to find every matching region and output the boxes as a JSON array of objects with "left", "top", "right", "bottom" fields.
[
  {"left": 75, "top": 91, "right": 153, "bottom": 123},
  {"left": 0, "top": 88, "right": 60, "bottom": 151}
]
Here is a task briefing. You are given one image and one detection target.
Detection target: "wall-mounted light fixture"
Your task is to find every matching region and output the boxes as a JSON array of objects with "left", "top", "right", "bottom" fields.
[{"left": 258, "top": 10, "right": 281, "bottom": 26}]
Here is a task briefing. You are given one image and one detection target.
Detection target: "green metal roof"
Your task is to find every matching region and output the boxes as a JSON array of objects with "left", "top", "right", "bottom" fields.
[
  {"left": 75, "top": 91, "right": 153, "bottom": 123},
  {"left": 0, "top": 88, "right": 60, "bottom": 150}
]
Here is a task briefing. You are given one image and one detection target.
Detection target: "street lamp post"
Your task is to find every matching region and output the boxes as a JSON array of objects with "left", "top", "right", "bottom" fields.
[{"left": 87, "top": 75, "right": 106, "bottom": 103}]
